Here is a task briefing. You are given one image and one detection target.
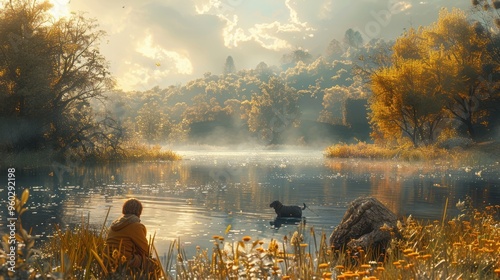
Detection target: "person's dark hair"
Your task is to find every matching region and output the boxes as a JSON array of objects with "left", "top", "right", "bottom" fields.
[{"left": 122, "top": 198, "right": 143, "bottom": 217}]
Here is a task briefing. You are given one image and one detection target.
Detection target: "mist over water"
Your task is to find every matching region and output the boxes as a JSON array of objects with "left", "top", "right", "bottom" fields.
[{"left": 1, "top": 147, "right": 499, "bottom": 257}]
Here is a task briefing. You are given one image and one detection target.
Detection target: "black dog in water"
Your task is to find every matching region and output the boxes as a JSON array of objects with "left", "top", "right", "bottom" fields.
[{"left": 269, "top": 200, "right": 306, "bottom": 218}]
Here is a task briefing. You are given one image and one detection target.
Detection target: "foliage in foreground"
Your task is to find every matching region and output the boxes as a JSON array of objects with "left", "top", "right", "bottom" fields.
[
  {"left": 0, "top": 190, "right": 166, "bottom": 279},
  {"left": 1, "top": 191, "right": 499, "bottom": 279}
]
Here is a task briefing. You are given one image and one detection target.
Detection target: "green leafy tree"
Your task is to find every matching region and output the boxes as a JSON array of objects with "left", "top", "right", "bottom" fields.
[
  {"left": 248, "top": 77, "right": 300, "bottom": 144},
  {"left": 343, "top": 28, "right": 363, "bottom": 49},
  {"left": 280, "top": 49, "right": 313, "bottom": 69},
  {"left": 325, "top": 38, "right": 345, "bottom": 61}
]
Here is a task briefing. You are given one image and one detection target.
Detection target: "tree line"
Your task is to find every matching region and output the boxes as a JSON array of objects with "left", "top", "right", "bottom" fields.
[{"left": 1, "top": 0, "right": 499, "bottom": 162}]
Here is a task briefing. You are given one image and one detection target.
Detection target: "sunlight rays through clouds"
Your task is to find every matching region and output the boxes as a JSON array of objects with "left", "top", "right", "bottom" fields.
[
  {"left": 63, "top": 0, "right": 471, "bottom": 91},
  {"left": 196, "top": 0, "right": 314, "bottom": 50},
  {"left": 117, "top": 32, "right": 193, "bottom": 91}
]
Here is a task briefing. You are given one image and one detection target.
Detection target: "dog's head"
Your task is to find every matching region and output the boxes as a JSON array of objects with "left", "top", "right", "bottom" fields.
[{"left": 269, "top": 200, "right": 282, "bottom": 209}]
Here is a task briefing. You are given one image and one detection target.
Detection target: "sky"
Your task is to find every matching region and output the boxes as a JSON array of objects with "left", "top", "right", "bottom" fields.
[{"left": 48, "top": 0, "right": 471, "bottom": 92}]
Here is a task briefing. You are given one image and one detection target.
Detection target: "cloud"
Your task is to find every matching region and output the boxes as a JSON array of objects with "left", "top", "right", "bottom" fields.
[
  {"left": 113, "top": 32, "right": 194, "bottom": 91},
  {"left": 196, "top": 0, "right": 314, "bottom": 51},
  {"left": 136, "top": 33, "right": 193, "bottom": 75},
  {"left": 65, "top": 0, "right": 472, "bottom": 91},
  {"left": 318, "top": 0, "right": 334, "bottom": 20}
]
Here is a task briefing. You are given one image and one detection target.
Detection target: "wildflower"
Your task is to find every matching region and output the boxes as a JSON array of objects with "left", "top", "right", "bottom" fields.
[
  {"left": 408, "top": 252, "right": 419, "bottom": 258},
  {"left": 403, "top": 248, "right": 413, "bottom": 254},
  {"left": 360, "top": 264, "right": 371, "bottom": 269},
  {"left": 335, "top": 265, "right": 345, "bottom": 270},
  {"left": 421, "top": 254, "right": 432, "bottom": 260},
  {"left": 242, "top": 236, "right": 251, "bottom": 242},
  {"left": 318, "top": 263, "right": 329, "bottom": 269}
]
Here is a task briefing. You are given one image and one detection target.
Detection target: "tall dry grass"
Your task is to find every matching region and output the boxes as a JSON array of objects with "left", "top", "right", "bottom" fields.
[
  {"left": 100, "top": 142, "right": 182, "bottom": 162},
  {"left": 1, "top": 191, "right": 499, "bottom": 279},
  {"left": 324, "top": 142, "right": 488, "bottom": 164},
  {"left": 0, "top": 190, "right": 166, "bottom": 279}
]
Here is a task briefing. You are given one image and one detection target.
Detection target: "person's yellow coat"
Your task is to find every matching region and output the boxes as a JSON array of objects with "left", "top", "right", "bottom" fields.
[{"left": 106, "top": 214, "right": 149, "bottom": 267}]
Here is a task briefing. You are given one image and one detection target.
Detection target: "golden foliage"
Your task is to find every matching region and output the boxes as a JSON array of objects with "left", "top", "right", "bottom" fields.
[{"left": 370, "top": 8, "right": 495, "bottom": 145}]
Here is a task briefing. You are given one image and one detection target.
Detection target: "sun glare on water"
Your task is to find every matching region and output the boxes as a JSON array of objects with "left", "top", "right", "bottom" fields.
[{"left": 48, "top": 0, "right": 70, "bottom": 19}]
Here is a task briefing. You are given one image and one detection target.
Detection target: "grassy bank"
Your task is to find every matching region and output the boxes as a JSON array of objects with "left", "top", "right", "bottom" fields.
[
  {"left": 324, "top": 141, "right": 500, "bottom": 164},
  {"left": 1, "top": 143, "right": 181, "bottom": 167},
  {"left": 107, "top": 142, "right": 182, "bottom": 162},
  {"left": 2, "top": 191, "right": 499, "bottom": 279}
]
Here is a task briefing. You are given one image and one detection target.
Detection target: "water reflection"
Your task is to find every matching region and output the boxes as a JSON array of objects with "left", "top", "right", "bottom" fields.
[
  {"left": 0, "top": 149, "right": 499, "bottom": 256},
  {"left": 270, "top": 217, "right": 306, "bottom": 229}
]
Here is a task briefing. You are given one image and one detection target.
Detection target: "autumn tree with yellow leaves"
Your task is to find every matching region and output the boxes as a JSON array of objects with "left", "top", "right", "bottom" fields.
[{"left": 370, "top": 8, "right": 498, "bottom": 146}]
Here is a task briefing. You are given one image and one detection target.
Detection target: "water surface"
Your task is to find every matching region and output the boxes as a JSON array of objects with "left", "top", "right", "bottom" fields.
[{"left": 1, "top": 148, "right": 499, "bottom": 257}]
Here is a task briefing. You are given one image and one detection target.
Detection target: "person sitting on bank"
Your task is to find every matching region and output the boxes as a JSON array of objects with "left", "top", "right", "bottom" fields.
[{"left": 106, "top": 198, "right": 150, "bottom": 268}]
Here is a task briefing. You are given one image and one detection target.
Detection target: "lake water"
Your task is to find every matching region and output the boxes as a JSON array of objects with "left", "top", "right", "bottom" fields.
[{"left": 1, "top": 148, "right": 500, "bottom": 258}]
